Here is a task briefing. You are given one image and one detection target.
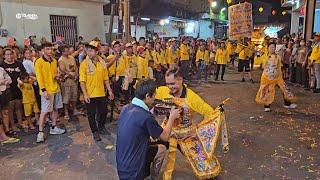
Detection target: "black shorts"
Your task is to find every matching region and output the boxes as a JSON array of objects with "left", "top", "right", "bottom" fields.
[
  {"left": 238, "top": 60, "right": 250, "bottom": 72},
  {"left": 0, "top": 89, "right": 11, "bottom": 110}
]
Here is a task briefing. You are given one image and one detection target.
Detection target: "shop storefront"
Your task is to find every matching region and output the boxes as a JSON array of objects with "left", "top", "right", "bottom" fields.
[
  {"left": 0, "top": 0, "right": 107, "bottom": 46},
  {"left": 285, "top": 0, "right": 320, "bottom": 39}
]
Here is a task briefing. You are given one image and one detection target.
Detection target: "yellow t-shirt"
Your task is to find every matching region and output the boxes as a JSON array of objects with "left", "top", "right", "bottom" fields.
[
  {"left": 152, "top": 49, "right": 166, "bottom": 65},
  {"left": 124, "top": 54, "right": 138, "bottom": 78},
  {"left": 18, "top": 82, "right": 36, "bottom": 104},
  {"left": 155, "top": 86, "right": 214, "bottom": 119},
  {"left": 35, "top": 57, "right": 60, "bottom": 95},
  {"left": 196, "top": 49, "right": 210, "bottom": 65},
  {"left": 167, "top": 46, "right": 180, "bottom": 65},
  {"left": 237, "top": 45, "right": 248, "bottom": 61},
  {"left": 137, "top": 55, "right": 149, "bottom": 79},
  {"left": 310, "top": 43, "right": 320, "bottom": 64},
  {"left": 179, "top": 44, "right": 190, "bottom": 61},
  {"left": 145, "top": 49, "right": 152, "bottom": 61},
  {"left": 226, "top": 42, "right": 235, "bottom": 55},
  {"left": 106, "top": 54, "right": 128, "bottom": 77},
  {"left": 247, "top": 42, "right": 255, "bottom": 58},
  {"left": 215, "top": 48, "right": 229, "bottom": 65},
  {"left": 79, "top": 57, "right": 109, "bottom": 98}
]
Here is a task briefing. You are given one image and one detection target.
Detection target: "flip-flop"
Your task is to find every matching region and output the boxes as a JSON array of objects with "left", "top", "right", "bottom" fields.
[{"left": 1, "top": 137, "right": 20, "bottom": 144}]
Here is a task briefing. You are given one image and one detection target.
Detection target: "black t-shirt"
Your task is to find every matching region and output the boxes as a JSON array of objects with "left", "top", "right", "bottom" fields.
[
  {"left": 0, "top": 61, "right": 26, "bottom": 100},
  {"left": 116, "top": 103, "right": 163, "bottom": 180}
]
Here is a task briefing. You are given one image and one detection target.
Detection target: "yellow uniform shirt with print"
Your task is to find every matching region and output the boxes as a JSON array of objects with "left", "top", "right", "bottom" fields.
[
  {"left": 137, "top": 55, "right": 149, "bottom": 79},
  {"left": 35, "top": 57, "right": 60, "bottom": 95},
  {"left": 106, "top": 54, "right": 128, "bottom": 77},
  {"left": 226, "top": 42, "right": 235, "bottom": 56},
  {"left": 146, "top": 49, "right": 152, "bottom": 61},
  {"left": 310, "top": 42, "right": 320, "bottom": 64},
  {"left": 236, "top": 44, "right": 248, "bottom": 61},
  {"left": 18, "top": 82, "right": 36, "bottom": 104},
  {"left": 124, "top": 54, "right": 138, "bottom": 79},
  {"left": 155, "top": 86, "right": 214, "bottom": 119},
  {"left": 196, "top": 49, "right": 210, "bottom": 65},
  {"left": 79, "top": 57, "right": 109, "bottom": 98},
  {"left": 215, "top": 48, "right": 229, "bottom": 65},
  {"left": 247, "top": 42, "right": 255, "bottom": 58},
  {"left": 152, "top": 49, "right": 166, "bottom": 65},
  {"left": 179, "top": 44, "right": 190, "bottom": 61},
  {"left": 167, "top": 46, "right": 180, "bottom": 65}
]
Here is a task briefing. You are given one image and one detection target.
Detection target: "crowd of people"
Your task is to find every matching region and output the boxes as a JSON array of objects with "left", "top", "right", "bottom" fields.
[
  {"left": 0, "top": 32, "right": 319, "bottom": 144},
  {"left": 0, "top": 32, "right": 319, "bottom": 179}
]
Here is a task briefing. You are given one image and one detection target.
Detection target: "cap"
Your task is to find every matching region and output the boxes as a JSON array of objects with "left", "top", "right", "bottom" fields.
[
  {"left": 315, "top": 32, "right": 320, "bottom": 37},
  {"left": 131, "top": 41, "right": 137, "bottom": 45},
  {"left": 125, "top": 43, "right": 133, "bottom": 48},
  {"left": 86, "top": 40, "right": 100, "bottom": 50},
  {"left": 137, "top": 46, "right": 146, "bottom": 54},
  {"left": 111, "top": 40, "right": 121, "bottom": 47}
]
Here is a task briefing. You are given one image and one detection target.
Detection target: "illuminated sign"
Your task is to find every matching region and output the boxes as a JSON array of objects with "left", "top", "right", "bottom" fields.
[{"left": 16, "top": 13, "right": 38, "bottom": 20}]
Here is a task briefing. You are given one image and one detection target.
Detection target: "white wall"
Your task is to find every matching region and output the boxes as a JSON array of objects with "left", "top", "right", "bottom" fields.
[
  {"left": 104, "top": 15, "right": 146, "bottom": 39},
  {"left": 199, "top": 20, "right": 213, "bottom": 39},
  {"left": 291, "top": 11, "right": 300, "bottom": 34},
  {"left": 147, "top": 23, "right": 179, "bottom": 38},
  {"left": 131, "top": 25, "right": 146, "bottom": 39},
  {"left": 0, "top": 0, "right": 105, "bottom": 46}
]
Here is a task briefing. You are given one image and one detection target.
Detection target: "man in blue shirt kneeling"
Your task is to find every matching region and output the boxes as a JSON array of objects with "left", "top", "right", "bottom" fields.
[{"left": 116, "top": 79, "right": 181, "bottom": 180}]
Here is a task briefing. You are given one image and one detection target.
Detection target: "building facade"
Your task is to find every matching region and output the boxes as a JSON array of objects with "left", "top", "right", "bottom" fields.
[
  {"left": 0, "top": 0, "right": 107, "bottom": 46},
  {"left": 284, "top": 0, "right": 320, "bottom": 39}
]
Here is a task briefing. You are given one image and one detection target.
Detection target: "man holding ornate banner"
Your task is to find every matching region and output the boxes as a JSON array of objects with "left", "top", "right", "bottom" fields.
[{"left": 154, "top": 67, "right": 229, "bottom": 179}]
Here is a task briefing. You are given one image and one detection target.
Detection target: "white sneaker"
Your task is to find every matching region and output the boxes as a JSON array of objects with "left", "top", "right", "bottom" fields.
[
  {"left": 36, "top": 132, "right": 45, "bottom": 143},
  {"left": 264, "top": 108, "right": 271, "bottom": 112},
  {"left": 284, "top": 103, "right": 297, "bottom": 109},
  {"left": 49, "top": 126, "right": 66, "bottom": 135}
]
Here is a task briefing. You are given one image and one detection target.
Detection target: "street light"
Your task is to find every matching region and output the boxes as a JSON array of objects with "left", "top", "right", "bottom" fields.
[
  {"left": 159, "top": 20, "right": 165, "bottom": 26},
  {"left": 211, "top": 1, "right": 217, "bottom": 8}
]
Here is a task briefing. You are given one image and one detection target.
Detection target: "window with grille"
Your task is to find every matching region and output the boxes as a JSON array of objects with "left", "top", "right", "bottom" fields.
[{"left": 50, "top": 15, "right": 78, "bottom": 46}]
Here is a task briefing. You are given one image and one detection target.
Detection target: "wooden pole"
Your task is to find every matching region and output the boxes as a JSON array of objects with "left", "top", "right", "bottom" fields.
[
  {"left": 124, "top": 0, "right": 130, "bottom": 42},
  {"left": 108, "top": 3, "right": 115, "bottom": 43},
  {"left": 118, "top": 0, "right": 124, "bottom": 39}
]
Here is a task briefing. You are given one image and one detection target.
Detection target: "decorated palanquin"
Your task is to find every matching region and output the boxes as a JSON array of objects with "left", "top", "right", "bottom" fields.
[{"left": 153, "top": 94, "right": 229, "bottom": 180}]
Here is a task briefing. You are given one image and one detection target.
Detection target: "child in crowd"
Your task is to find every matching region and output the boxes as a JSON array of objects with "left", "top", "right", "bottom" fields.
[{"left": 17, "top": 72, "right": 39, "bottom": 130}]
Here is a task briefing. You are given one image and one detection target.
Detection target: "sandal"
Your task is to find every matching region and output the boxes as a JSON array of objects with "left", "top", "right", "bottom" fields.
[{"left": 1, "top": 137, "right": 20, "bottom": 145}]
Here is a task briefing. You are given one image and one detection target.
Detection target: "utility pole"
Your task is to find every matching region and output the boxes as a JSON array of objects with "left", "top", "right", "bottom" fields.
[
  {"left": 108, "top": 2, "right": 116, "bottom": 43},
  {"left": 118, "top": 0, "right": 124, "bottom": 39},
  {"left": 123, "top": 0, "right": 131, "bottom": 43}
]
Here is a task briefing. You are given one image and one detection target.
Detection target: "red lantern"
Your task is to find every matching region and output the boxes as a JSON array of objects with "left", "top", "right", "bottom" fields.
[
  {"left": 300, "top": 7, "right": 305, "bottom": 15},
  {"left": 272, "top": 10, "right": 276, "bottom": 15}
]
